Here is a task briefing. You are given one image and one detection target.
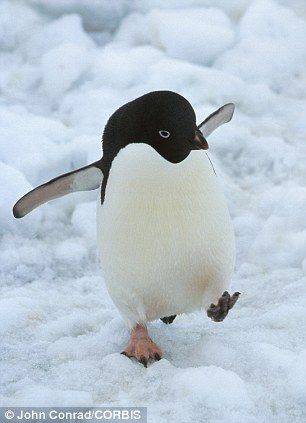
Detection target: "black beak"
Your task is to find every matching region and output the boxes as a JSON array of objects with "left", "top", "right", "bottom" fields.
[{"left": 192, "top": 129, "right": 209, "bottom": 150}]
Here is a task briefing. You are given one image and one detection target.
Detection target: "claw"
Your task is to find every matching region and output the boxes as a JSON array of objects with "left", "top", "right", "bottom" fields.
[
  {"left": 229, "top": 292, "right": 240, "bottom": 309},
  {"left": 219, "top": 294, "right": 229, "bottom": 314},
  {"left": 139, "top": 356, "right": 148, "bottom": 368}
]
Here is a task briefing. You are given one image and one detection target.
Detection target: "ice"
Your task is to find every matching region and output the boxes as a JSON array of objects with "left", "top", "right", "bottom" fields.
[
  {"left": 71, "top": 201, "right": 97, "bottom": 242},
  {"left": 0, "top": 162, "right": 42, "bottom": 235},
  {"left": 287, "top": 349, "right": 306, "bottom": 404},
  {"left": 215, "top": 0, "right": 306, "bottom": 93},
  {"left": 148, "top": 8, "right": 235, "bottom": 66},
  {"left": 27, "top": 0, "right": 130, "bottom": 32},
  {"left": 22, "top": 14, "right": 94, "bottom": 60},
  {"left": 54, "top": 239, "right": 87, "bottom": 262},
  {"left": 116, "top": 8, "right": 235, "bottom": 66},
  {"left": 172, "top": 366, "right": 252, "bottom": 409},
  {"left": 1, "top": 0, "right": 306, "bottom": 421},
  {"left": 0, "top": 1, "right": 41, "bottom": 52},
  {"left": 10, "top": 385, "right": 93, "bottom": 407},
  {"left": 41, "top": 43, "right": 92, "bottom": 100}
]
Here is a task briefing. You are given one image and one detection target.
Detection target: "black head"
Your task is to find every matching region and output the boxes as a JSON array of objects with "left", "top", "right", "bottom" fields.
[{"left": 102, "top": 91, "right": 207, "bottom": 167}]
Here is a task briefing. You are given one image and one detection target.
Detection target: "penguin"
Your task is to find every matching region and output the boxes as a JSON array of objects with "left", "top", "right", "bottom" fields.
[{"left": 13, "top": 90, "right": 239, "bottom": 367}]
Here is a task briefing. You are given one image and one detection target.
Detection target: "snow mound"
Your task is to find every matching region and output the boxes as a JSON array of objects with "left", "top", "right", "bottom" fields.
[
  {"left": 117, "top": 8, "right": 235, "bottom": 66},
  {"left": 0, "top": 162, "right": 42, "bottom": 235},
  {"left": 216, "top": 0, "right": 306, "bottom": 93},
  {"left": 23, "top": 14, "right": 94, "bottom": 60},
  {"left": 287, "top": 349, "right": 306, "bottom": 404},
  {"left": 172, "top": 366, "right": 252, "bottom": 409},
  {"left": 41, "top": 42, "right": 92, "bottom": 100}
]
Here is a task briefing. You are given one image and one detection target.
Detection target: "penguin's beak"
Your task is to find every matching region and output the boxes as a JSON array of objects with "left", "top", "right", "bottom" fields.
[{"left": 192, "top": 129, "right": 209, "bottom": 150}]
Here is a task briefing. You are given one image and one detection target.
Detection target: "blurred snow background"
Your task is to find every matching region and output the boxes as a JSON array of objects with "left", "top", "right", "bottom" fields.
[{"left": 1, "top": 0, "right": 306, "bottom": 421}]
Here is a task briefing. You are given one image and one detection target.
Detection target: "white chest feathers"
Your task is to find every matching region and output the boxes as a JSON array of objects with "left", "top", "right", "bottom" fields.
[{"left": 97, "top": 144, "right": 235, "bottom": 326}]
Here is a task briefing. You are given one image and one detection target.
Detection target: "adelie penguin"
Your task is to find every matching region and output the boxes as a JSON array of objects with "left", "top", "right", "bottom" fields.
[{"left": 13, "top": 90, "right": 240, "bottom": 367}]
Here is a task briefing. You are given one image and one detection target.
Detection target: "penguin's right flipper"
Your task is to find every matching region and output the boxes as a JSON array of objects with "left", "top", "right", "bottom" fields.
[
  {"left": 160, "top": 315, "right": 176, "bottom": 324},
  {"left": 13, "top": 161, "right": 103, "bottom": 218}
]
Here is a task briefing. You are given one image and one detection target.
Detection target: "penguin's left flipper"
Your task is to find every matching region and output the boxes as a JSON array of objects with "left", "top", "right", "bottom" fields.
[
  {"left": 198, "top": 103, "right": 235, "bottom": 138},
  {"left": 13, "top": 161, "right": 103, "bottom": 218},
  {"left": 207, "top": 291, "right": 240, "bottom": 322}
]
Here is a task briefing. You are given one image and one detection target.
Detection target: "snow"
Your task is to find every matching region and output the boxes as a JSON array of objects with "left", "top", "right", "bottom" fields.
[
  {"left": 125, "top": 8, "right": 236, "bottom": 66},
  {"left": 288, "top": 350, "right": 306, "bottom": 404},
  {"left": 0, "top": 162, "right": 43, "bottom": 235},
  {"left": 1, "top": 0, "right": 306, "bottom": 421},
  {"left": 215, "top": 0, "right": 306, "bottom": 93},
  {"left": 41, "top": 42, "right": 92, "bottom": 100}
]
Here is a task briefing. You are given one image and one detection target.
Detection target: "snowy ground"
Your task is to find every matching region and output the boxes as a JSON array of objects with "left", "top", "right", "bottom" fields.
[{"left": 1, "top": 0, "right": 306, "bottom": 421}]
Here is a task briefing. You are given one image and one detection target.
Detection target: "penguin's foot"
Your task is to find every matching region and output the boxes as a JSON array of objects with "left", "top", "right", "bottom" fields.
[
  {"left": 207, "top": 291, "right": 240, "bottom": 322},
  {"left": 160, "top": 315, "right": 176, "bottom": 324},
  {"left": 121, "top": 324, "right": 162, "bottom": 367}
]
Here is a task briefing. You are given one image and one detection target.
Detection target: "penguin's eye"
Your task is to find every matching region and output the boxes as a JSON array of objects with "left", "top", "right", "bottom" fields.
[{"left": 159, "top": 130, "right": 170, "bottom": 138}]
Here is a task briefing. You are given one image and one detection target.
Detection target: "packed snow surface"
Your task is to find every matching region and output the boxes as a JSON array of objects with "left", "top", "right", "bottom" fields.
[{"left": 1, "top": 0, "right": 306, "bottom": 421}]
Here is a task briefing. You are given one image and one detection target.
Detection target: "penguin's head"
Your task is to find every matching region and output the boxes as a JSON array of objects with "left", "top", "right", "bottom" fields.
[
  {"left": 13, "top": 90, "right": 235, "bottom": 218},
  {"left": 103, "top": 91, "right": 211, "bottom": 164}
]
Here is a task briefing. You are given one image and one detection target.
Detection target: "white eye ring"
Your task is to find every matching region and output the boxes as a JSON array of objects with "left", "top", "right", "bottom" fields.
[{"left": 159, "top": 130, "right": 170, "bottom": 138}]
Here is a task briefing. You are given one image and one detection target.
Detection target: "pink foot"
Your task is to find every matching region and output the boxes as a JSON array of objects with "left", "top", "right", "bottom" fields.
[{"left": 121, "top": 324, "right": 162, "bottom": 367}]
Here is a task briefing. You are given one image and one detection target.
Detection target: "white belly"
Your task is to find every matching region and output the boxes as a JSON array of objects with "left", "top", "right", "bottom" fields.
[{"left": 97, "top": 144, "right": 235, "bottom": 326}]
